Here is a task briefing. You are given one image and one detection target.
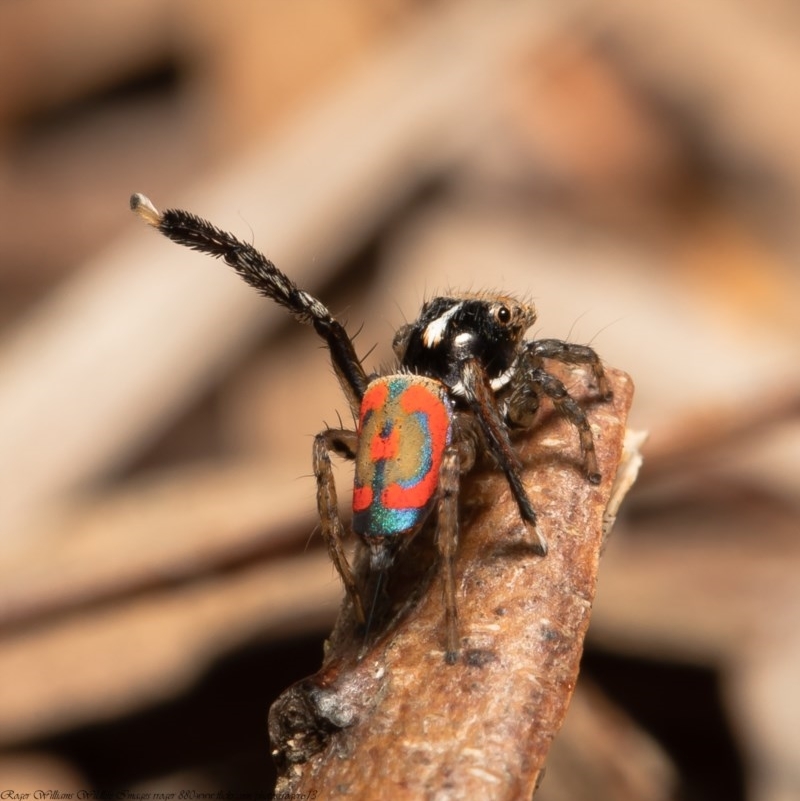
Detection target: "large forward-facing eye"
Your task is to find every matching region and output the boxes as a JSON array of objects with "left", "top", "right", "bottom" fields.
[{"left": 494, "top": 304, "right": 512, "bottom": 325}]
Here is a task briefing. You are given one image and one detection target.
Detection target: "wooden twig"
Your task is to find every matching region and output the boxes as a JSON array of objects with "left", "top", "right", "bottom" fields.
[{"left": 270, "top": 367, "right": 635, "bottom": 799}]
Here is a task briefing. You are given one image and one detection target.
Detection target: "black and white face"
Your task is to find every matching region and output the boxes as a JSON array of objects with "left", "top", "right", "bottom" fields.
[{"left": 393, "top": 295, "right": 537, "bottom": 396}]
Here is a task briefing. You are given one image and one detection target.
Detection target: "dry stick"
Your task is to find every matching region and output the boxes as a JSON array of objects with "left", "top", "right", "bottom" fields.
[{"left": 270, "top": 367, "right": 635, "bottom": 799}]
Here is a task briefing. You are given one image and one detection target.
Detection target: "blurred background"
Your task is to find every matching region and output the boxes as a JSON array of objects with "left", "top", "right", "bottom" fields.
[{"left": 0, "top": 1, "right": 798, "bottom": 798}]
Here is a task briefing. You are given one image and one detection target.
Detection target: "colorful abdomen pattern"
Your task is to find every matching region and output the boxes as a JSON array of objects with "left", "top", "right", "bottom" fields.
[{"left": 353, "top": 375, "right": 453, "bottom": 538}]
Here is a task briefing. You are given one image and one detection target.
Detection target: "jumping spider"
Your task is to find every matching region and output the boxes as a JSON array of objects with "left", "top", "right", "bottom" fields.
[{"left": 130, "top": 193, "right": 611, "bottom": 663}]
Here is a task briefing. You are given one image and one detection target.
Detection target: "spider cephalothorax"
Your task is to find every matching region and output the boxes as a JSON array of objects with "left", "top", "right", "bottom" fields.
[
  {"left": 131, "top": 193, "right": 611, "bottom": 663},
  {"left": 393, "top": 295, "right": 535, "bottom": 392}
]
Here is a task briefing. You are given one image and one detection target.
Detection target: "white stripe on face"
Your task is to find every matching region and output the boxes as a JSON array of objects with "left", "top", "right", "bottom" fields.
[{"left": 422, "top": 302, "right": 463, "bottom": 348}]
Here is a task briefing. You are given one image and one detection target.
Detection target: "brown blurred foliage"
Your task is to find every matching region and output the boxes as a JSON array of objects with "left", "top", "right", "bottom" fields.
[{"left": 0, "top": 1, "right": 798, "bottom": 799}]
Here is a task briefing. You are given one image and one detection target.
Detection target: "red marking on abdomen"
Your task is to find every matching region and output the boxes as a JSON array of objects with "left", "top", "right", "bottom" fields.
[
  {"left": 370, "top": 424, "right": 399, "bottom": 461},
  {"left": 352, "top": 484, "right": 373, "bottom": 513}
]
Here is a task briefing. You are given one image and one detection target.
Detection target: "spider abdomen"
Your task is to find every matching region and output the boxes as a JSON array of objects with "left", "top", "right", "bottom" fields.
[{"left": 353, "top": 375, "right": 453, "bottom": 538}]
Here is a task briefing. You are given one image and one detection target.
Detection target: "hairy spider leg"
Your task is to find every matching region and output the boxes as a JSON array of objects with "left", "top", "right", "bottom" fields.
[
  {"left": 130, "top": 193, "right": 368, "bottom": 415},
  {"left": 313, "top": 428, "right": 365, "bottom": 624},
  {"left": 529, "top": 339, "right": 612, "bottom": 399},
  {"left": 507, "top": 339, "right": 613, "bottom": 483},
  {"left": 436, "top": 446, "right": 461, "bottom": 663},
  {"left": 361, "top": 564, "right": 387, "bottom": 658},
  {"left": 458, "top": 358, "right": 549, "bottom": 555}
]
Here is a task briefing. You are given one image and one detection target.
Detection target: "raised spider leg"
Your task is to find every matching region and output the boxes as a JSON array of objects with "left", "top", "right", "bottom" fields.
[
  {"left": 130, "top": 193, "right": 368, "bottom": 416},
  {"left": 313, "top": 428, "right": 365, "bottom": 624},
  {"left": 458, "top": 359, "right": 549, "bottom": 556}
]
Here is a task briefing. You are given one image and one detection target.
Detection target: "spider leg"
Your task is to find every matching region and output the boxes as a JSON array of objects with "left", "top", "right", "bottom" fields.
[
  {"left": 459, "top": 359, "right": 548, "bottom": 556},
  {"left": 509, "top": 339, "right": 608, "bottom": 483},
  {"left": 131, "top": 193, "right": 368, "bottom": 415},
  {"left": 322, "top": 427, "right": 360, "bottom": 461},
  {"left": 452, "top": 411, "right": 478, "bottom": 474},
  {"left": 436, "top": 445, "right": 462, "bottom": 663},
  {"left": 313, "top": 428, "right": 365, "bottom": 624},
  {"left": 528, "top": 339, "right": 612, "bottom": 399},
  {"left": 508, "top": 363, "right": 601, "bottom": 484}
]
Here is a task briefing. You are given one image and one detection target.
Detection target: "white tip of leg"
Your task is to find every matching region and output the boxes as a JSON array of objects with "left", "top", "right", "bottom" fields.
[{"left": 129, "top": 193, "right": 161, "bottom": 226}]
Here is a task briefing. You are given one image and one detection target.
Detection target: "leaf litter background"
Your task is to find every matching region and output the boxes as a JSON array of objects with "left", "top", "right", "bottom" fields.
[{"left": 0, "top": 2, "right": 798, "bottom": 799}]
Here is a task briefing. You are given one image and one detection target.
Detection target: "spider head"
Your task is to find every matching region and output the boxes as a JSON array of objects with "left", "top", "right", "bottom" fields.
[{"left": 393, "top": 295, "right": 536, "bottom": 396}]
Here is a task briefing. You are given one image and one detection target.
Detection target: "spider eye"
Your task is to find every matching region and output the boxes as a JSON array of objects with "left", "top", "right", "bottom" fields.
[{"left": 496, "top": 305, "right": 512, "bottom": 325}]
